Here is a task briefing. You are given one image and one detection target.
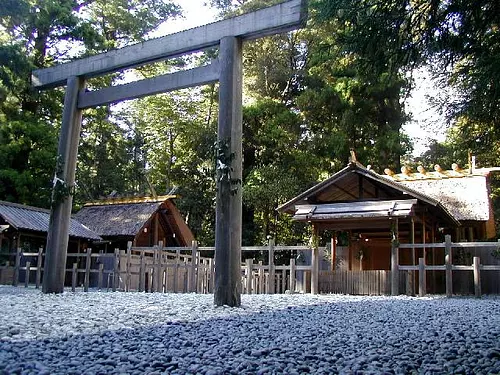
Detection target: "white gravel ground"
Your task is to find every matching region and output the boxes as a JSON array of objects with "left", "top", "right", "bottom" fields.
[{"left": 0, "top": 286, "right": 499, "bottom": 375}]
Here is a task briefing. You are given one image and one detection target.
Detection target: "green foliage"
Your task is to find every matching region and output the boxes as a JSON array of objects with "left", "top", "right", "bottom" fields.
[
  {"left": 2, "top": 0, "right": 498, "bottom": 246},
  {"left": 0, "top": 118, "right": 56, "bottom": 207}
]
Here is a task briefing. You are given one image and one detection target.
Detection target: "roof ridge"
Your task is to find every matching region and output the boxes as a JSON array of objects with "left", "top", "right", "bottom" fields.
[
  {"left": 83, "top": 195, "right": 177, "bottom": 207},
  {"left": 0, "top": 200, "right": 50, "bottom": 214}
]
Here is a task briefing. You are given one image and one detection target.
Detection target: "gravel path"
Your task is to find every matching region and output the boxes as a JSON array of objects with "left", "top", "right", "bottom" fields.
[{"left": 0, "top": 286, "right": 499, "bottom": 374}]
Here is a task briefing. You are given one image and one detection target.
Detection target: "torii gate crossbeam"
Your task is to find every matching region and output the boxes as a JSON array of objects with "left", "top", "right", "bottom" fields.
[{"left": 33, "top": 0, "right": 307, "bottom": 306}]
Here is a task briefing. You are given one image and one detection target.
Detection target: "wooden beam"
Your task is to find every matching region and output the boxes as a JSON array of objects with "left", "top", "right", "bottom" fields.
[
  {"left": 214, "top": 36, "right": 243, "bottom": 307},
  {"left": 32, "top": 0, "right": 307, "bottom": 89},
  {"left": 43, "top": 76, "right": 84, "bottom": 294},
  {"left": 77, "top": 62, "right": 220, "bottom": 109}
]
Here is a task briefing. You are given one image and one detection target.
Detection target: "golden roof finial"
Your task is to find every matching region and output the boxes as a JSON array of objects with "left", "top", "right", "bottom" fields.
[
  {"left": 349, "top": 149, "right": 357, "bottom": 163},
  {"left": 417, "top": 165, "right": 426, "bottom": 174}
]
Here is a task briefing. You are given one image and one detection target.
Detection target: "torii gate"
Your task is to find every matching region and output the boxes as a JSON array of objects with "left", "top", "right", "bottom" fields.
[{"left": 32, "top": 0, "right": 307, "bottom": 306}]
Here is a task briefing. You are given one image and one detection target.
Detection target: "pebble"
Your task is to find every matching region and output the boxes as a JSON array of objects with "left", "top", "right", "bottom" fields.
[{"left": 1, "top": 287, "right": 500, "bottom": 374}]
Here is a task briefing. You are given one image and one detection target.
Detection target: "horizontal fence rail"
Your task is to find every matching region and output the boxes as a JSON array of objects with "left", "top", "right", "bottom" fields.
[
  {"left": 394, "top": 235, "right": 500, "bottom": 297},
  {"left": 0, "top": 241, "right": 320, "bottom": 295},
  {"left": 2, "top": 236, "right": 499, "bottom": 297}
]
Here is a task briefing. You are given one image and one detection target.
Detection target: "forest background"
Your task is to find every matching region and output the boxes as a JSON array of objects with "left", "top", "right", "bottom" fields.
[{"left": 1, "top": 0, "right": 499, "bottom": 246}]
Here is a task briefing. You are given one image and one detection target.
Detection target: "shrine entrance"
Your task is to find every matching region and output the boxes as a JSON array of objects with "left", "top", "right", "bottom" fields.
[{"left": 32, "top": 0, "right": 307, "bottom": 306}]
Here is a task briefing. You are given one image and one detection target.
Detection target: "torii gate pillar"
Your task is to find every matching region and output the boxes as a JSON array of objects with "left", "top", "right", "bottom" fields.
[
  {"left": 43, "top": 76, "right": 84, "bottom": 293},
  {"left": 32, "top": 0, "right": 307, "bottom": 305},
  {"left": 215, "top": 37, "right": 243, "bottom": 306}
]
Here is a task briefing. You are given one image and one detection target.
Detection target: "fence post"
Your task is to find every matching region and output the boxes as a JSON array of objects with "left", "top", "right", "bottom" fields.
[
  {"left": 268, "top": 238, "right": 275, "bottom": 294},
  {"left": 188, "top": 241, "right": 198, "bottom": 293},
  {"left": 208, "top": 258, "right": 215, "bottom": 293},
  {"left": 36, "top": 247, "right": 43, "bottom": 289},
  {"left": 71, "top": 263, "right": 78, "bottom": 292},
  {"left": 84, "top": 248, "right": 91, "bottom": 292},
  {"left": 113, "top": 248, "right": 120, "bottom": 292},
  {"left": 258, "top": 260, "right": 264, "bottom": 294},
  {"left": 173, "top": 248, "right": 180, "bottom": 293},
  {"left": 126, "top": 241, "right": 132, "bottom": 292},
  {"left": 473, "top": 256, "right": 481, "bottom": 298},
  {"left": 245, "top": 258, "right": 253, "bottom": 294},
  {"left": 24, "top": 261, "right": 31, "bottom": 288},
  {"left": 289, "top": 258, "right": 296, "bottom": 293},
  {"left": 418, "top": 257, "right": 426, "bottom": 297},
  {"left": 445, "top": 234, "right": 452, "bottom": 297},
  {"left": 183, "top": 258, "right": 189, "bottom": 292},
  {"left": 157, "top": 241, "right": 164, "bottom": 293},
  {"left": 391, "top": 241, "right": 399, "bottom": 295},
  {"left": 13, "top": 247, "right": 21, "bottom": 287},
  {"left": 311, "top": 245, "right": 319, "bottom": 295},
  {"left": 97, "top": 263, "right": 104, "bottom": 290},
  {"left": 139, "top": 249, "right": 145, "bottom": 292},
  {"left": 282, "top": 269, "right": 287, "bottom": 294}
]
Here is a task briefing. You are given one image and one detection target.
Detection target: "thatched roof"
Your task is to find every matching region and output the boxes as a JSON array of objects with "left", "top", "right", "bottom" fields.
[
  {"left": 75, "top": 201, "right": 161, "bottom": 237},
  {"left": 0, "top": 201, "right": 101, "bottom": 240},
  {"left": 388, "top": 169, "right": 494, "bottom": 221},
  {"left": 74, "top": 195, "right": 194, "bottom": 245}
]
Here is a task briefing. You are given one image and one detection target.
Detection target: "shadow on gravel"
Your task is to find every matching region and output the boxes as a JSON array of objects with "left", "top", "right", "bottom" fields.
[{"left": 1, "top": 294, "right": 499, "bottom": 374}]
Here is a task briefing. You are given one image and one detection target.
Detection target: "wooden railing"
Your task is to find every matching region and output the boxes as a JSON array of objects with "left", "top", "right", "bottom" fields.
[
  {"left": 394, "top": 235, "right": 500, "bottom": 297},
  {"left": 0, "top": 241, "right": 321, "bottom": 294}
]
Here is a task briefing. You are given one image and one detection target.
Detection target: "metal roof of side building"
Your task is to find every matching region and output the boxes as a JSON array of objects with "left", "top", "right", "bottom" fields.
[{"left": 0, "top": 200, "right": 102, "bottom": 240}]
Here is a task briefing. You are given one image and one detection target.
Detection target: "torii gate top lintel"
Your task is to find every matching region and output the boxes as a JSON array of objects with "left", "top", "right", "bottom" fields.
[{"left": 32, "top": 0, "right": 307, "bottom": 90}]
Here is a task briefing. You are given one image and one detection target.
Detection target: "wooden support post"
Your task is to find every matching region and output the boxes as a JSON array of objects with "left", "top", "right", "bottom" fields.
[
  {"left": 289, "top": 258, "right": 296, "bottom": 292},
  {"left": 391, "top": 241, "right": 399, "bottom": 296},
  {"left": 282, "top": 269, "right": 287, "bottom": 294},
  {"left": 331, "top": 236, "right": 337, "bottom": 271},
  {"left": 188, "top": 241, "right": 198, "bottom": 293},
  {"left": 43, "top": 76, "right": 84, "bottom": 294},
  {"left": 71, "top": 263, "right": 77, "bottom": 292},
  {"left": 473, "top": 256, "right": 481, "bottom": 298},
  {"left": 445, "top": 234, "right": 453, "bottom": 297},
  {"left": 431, "top": 224, "right": 436, "bottom": 292},
  {"left": 418, "top": 257, "right": 426, "bottom": 297},
  {"left": 245, "top": 258, "right": 253, "bottom": 294},
  {"left": 258, "top": 261, "right": 264, "bottom": 294},
  {"left": 214, "top": 36, "right": 243, "bottom": 307},
  {"left": 97, "top": 263, "right": 104, "bottom": 290},
  {"left": 13, "top": 247, "right": 21, "bottom": 287},
  {"left": 268, "top": 238, "right": 275, "bottom": 294},
  {"left": 194, "top": 252, "right": 200, "bottom": 293},
  {"left": 151, "top": 248, "right": 157, "bottom": 292},
  {"left": 183, "top": 259, "right": 189, "bottom": 293},
  {"left": 126, "top": 241, "right": 132, "bottom": 292},
  {"left": 139, "top": 249, "right": 145, "bottom": 292},
  {"left": 173, "top": 248, "right": 180, "bottom": 293},
  {"left": 208, "top": 258, "right": 215, "bottom": 293},
  {"left": 25, "top": 261, "right": 31, "bottom": 288},
  {"left": 422, "top": 214, "right": 427, "bottom": 259},
  {"left": 36, "top": 247, "right": 43, "bottom": 289},
  {"left": 84, "top": 248, "right": 91, "bottom": 292},
  {"left": 113, "top": 248, "right": 119, "bottom": 292},
  {"left": 410, "top": 217, "right": 416, "bottom": 296},
  {"left": 157, "top": 242, "right": 164, "bottom": 292},
  {"left": 311, "top": 225, "right": 319, "bottom": 295}
]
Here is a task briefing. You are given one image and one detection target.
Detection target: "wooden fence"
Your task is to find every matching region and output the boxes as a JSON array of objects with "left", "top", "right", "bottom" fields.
[
  {"left": 0, "top": 241, "right": 319, "bottom": 294},
  {"left": 319, "top": 270, "right": 391, "bottom": 295},
  {"left": 394, "top": 235, "right": 500, "bottom": 297}
]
